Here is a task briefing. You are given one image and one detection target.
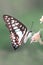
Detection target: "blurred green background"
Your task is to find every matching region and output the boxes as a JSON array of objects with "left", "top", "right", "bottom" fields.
[{"left": 0, "top": 0, "right": 43, "bottom": 65}]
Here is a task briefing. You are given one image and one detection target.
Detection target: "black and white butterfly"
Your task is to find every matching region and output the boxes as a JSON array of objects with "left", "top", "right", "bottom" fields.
[{"left": 3, "top": 15, "right": 32, "bottom": 50}]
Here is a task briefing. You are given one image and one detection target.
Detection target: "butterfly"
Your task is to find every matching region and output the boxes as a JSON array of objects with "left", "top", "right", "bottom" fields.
[{"left": 3, "top": 15, "right": 32, "bottom": 50}]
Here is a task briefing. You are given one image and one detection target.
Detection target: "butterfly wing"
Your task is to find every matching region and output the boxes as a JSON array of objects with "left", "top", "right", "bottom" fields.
[{"left": 3, "top": 15, "right": 27, "bottom": 49}]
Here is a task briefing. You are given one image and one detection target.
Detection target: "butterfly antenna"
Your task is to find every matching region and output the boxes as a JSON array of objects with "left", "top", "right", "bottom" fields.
[{"left": 30, "top": 21, "right": 34, "bottom": 31}]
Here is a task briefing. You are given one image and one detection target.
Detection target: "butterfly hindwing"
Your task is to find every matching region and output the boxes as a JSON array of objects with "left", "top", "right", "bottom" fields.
[{"left": 3, "top": 15, "right": 27, "bottom": 49}]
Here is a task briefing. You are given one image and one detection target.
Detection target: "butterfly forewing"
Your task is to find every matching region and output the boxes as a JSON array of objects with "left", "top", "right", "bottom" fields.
[{"left": 3, "top": 15, "right": 27, "bottom": 49}]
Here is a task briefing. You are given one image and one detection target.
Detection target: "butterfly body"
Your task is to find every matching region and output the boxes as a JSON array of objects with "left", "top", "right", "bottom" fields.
[{"left": 3, "top": 15, "right": 32, "bottom": 50}]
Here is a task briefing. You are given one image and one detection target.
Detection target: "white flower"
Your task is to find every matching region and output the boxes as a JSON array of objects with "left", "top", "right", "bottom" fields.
[
  {"left": 40, "top": 16, "right": 43, "bottom": 24},
  {"left": 30, "top": 30, "right": 43, "bottom": 45},
  {"left": 30, "top": 31, "right": 40, "bottom": 44}
]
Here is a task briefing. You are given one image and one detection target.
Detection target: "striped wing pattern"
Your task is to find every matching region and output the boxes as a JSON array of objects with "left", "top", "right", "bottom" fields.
[{"left": 3, "top": 15, "right": 27, "bottom": 49}]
